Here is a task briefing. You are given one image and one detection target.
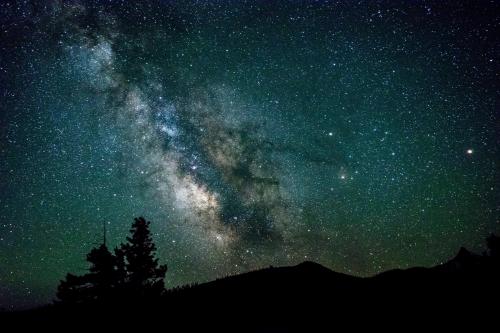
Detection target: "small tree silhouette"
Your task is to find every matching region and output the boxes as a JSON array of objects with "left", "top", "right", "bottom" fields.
[
  {"left": 86, "top": 244, "right": 120, "bottom": 300},
  {"left": 120, "top": 217, "right": 167, "bottom": 298},
  {"left": 57, "top": 244, "right": 118, "bottom": 304}
]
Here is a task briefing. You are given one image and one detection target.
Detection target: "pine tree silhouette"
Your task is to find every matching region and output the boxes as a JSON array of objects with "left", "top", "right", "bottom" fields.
[
  {"left": 57, "top": 244, "right": 118, "bottom": 304},
  {"left": 86, "top": 244, "right": 118, "bottom": 301},
  {"left": 120, "top": 217, "right": 167, "bottom": 298}
]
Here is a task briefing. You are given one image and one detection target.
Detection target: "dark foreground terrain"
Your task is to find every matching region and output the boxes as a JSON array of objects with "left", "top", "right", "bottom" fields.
[{"left": 2, "top": 247, "right": 499, "bottom": 331}]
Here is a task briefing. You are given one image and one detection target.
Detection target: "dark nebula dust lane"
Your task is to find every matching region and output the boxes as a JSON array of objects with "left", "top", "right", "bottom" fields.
[{"left": 1, "top": 0, "right": 499, "bottom": 309}]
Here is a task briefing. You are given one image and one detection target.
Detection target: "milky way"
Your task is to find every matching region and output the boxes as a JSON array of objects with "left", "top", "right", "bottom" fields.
[{"left": 1, "top": 0, "right": 499, "bottom": 309}]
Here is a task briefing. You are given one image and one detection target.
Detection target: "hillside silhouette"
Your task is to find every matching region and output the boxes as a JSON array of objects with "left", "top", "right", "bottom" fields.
[{"left": 1, "top": 219, "right": 499, "bottom": 332}]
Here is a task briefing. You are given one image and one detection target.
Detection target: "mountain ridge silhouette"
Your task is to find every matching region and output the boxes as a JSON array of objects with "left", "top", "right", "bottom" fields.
[{"left": 2, "top": 245, "right": 498, "bottom": 331}]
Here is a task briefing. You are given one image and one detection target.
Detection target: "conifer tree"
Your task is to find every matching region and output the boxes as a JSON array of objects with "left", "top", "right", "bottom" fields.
[
  {"left": 57, "top": 244, "right": 117, "bottom": 304},
  {"left": 120, "top": 217, "right": 167, "bottom": 298}
]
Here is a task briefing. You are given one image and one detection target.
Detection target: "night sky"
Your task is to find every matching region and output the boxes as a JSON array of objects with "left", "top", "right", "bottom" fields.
[{"left": 1, "top": 0, "right": 499, "bottom": 309}]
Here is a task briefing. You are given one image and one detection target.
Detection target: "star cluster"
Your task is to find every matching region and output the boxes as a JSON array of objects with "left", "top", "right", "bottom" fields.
[{"left": 0, "top": 0, "right": 499, "bottom": 309}]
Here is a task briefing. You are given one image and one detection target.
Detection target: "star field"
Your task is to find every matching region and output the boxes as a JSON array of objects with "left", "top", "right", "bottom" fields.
[{"left": 0, "top": 0, "right": 499, "bottom": 309}]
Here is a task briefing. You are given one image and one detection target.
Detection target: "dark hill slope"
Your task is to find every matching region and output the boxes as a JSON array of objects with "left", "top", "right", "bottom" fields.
[{"left": 2, "top": 249, "right": 499, "bottom": 331}]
